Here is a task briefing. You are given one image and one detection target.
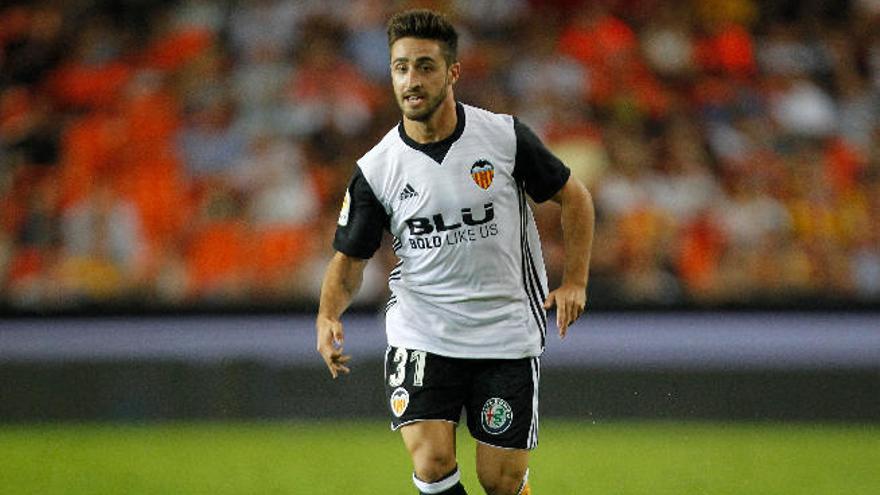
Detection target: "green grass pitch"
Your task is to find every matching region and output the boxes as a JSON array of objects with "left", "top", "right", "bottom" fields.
[{"left": 1, "top": 420, "right": 878, "bottom": 494}]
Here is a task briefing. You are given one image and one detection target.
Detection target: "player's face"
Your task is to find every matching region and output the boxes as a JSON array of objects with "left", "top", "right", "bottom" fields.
[{"left": 390, "top": 37, "right": 459, "bottom": 122}]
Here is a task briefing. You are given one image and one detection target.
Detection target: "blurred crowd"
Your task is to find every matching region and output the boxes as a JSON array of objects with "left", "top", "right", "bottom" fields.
[{"left": 1, "top": 0, "right": 879, "bottom": 311}]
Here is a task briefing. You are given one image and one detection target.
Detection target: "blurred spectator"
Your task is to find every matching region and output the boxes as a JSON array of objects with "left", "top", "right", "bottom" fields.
[
  {"left": 768, "top": 76, "right": 838, "bottom": 137},
  {"left": 45, "top": 16, "right": 133, "bottom": 111},
  {"left": 228, "top": 0, "right": 309, "bottom": 62},
  {"left": 0, "top": 4, "right": 65, "bottom": 88},
  {"left": 640, "top": 3, "right": 695, "bottom": 79},
  {"left": 756, "top": 22, "right": 830, "bottom": 77},
  {"left": 58, "top": 179, "right": 145, "bottom": 302},
  {"left": 171, "top": 0, "right": 228, "bottom": 32},
  {"left": 454, "top": 0, "right": 529, "bottom": 40},
  {"left": 61, "top": 180, "right": 143, "bottom": 271},
  {"left": 508, "top": 22, "right": 589, "bottom": 112},
  {"left": 238, "top": 134, "right": 319, "bottom": 227},
  {"left": 177, "top": 91, "right": 248, "bottom": 179},
  {"left": 279, "top": 18, "right": 380, "bottom": 138},
  {"left": 231, "top": 47, "right": 293, "bottom": 137},
  {"left": 344, "top": 0, "right": 393, "bottom": 82}
]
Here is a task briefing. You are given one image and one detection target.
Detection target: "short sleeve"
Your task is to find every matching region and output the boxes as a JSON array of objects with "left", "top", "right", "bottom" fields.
[
  {"left": 512, "top": 118, "right": 571, "bottom": 203},
  {"left": 333, "top": 166, "right": 389, "bottom": 259}
]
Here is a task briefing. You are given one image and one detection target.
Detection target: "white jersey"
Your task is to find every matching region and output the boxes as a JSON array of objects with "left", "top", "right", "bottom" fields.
[{"left": 334, "top": 103, "right": 570, "bottom": 359}]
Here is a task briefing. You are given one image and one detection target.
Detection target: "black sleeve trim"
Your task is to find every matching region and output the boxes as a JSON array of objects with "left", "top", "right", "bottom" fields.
[
  {"left": 512, "top": 118, "right": 571, "bottom": 203},
  {"left": 332, "top": 167, "right": 389, "bottom": 259}
]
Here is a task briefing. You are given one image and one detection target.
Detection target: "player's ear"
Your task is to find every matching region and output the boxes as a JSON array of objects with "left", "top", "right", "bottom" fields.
[{"left": 448, "top": 61, "right": 461, "bottom": 85}]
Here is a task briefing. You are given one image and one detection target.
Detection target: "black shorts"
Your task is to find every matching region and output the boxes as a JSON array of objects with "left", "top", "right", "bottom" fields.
[{"left": 383, "top": 345, "right": 540, "bottom": 450}]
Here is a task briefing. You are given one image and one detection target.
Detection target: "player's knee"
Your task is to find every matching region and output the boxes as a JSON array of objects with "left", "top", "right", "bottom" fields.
[
  {"left": 412, "top": 451, "right": 458, "bottom": 482},
  {"left": 477, "top": 466, "right": 528, "bottom": 495},
  {"left": 478, "top": 476, "right": 524, "bottom": 495}
]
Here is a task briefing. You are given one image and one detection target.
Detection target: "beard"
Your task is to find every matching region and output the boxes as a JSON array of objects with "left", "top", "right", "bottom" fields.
[{"left": 398, "top": 79, "right": 449, "bottom": 122}]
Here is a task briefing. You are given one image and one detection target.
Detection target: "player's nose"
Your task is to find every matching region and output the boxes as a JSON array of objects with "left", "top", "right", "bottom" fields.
[
  {"left": 402, "top": 71, "right": 423, "bottom": 90},
  {"left": 403, "top": 79, "right": 419, "bottom": 93}
]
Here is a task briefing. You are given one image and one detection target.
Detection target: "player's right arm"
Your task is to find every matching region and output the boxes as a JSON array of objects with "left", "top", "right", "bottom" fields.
[
  {"left": 319, "top": 164, "right": 388, "bottom": 378},
  {"left": 316, "top": 251, "right": 368, "bottom": 378}
]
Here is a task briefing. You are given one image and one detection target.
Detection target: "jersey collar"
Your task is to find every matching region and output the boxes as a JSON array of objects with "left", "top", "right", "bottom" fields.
[{"left": 397, "top": 102, "right": 466, "bottom": 164}]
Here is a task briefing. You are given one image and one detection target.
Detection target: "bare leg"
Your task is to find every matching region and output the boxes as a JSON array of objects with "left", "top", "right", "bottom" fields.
[
  {"left": 400, "top": 420, "right": 459, "bottom": 483},
  {"left": 475, "top": 442, "right": 529, "bottom": 495}
]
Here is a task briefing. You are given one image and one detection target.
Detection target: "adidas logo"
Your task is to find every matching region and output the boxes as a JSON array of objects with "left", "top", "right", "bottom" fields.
[{"left": 399, "top": 183, "right": 419, "bottom": 201}]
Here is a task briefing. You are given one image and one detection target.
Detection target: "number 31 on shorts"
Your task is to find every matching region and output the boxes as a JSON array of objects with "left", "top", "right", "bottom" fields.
[{"left": 388, "top": 348, "right": 426, "bottom": 387}]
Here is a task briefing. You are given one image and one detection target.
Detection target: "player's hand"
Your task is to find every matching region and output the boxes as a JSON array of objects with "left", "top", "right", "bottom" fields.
[
  {"left": 316, "top": 315, "right": 351, "bottom": 379},
  {"left": 543, "top": 282, "right": 586, "bottom": 338}
]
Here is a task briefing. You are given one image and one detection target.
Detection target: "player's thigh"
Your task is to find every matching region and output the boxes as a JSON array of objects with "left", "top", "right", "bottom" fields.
[
  {"left": 400, "top": 420, "right": 458, "bottom": 481},
  {"left": 475, "top": 443, "right": 529, "bottom": 495},
  {"left": 384, "top": 346, "right": 467, "bottom": 428},
  {"left": 465, "top": 357, "right": 540, "bottom": 450}
]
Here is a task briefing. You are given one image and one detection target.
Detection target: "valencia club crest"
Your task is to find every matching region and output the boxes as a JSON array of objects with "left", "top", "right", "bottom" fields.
[{"left": 470, "top": 160, "right": 495, "bottom": 190}]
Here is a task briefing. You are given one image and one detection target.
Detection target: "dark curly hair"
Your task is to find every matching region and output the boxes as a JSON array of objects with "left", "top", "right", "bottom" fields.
[{"left": 387, "top": 9, "right": 458, "bottom": 66}]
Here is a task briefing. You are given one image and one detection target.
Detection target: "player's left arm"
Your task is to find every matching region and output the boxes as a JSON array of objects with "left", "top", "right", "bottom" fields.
[{"left": 543, "top": 175, "right": 594, "bottom": 337}]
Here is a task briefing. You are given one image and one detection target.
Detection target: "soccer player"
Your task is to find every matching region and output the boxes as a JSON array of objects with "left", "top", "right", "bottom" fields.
[{"left": 316, "top": 9, "right": 594, "bottom": 495}]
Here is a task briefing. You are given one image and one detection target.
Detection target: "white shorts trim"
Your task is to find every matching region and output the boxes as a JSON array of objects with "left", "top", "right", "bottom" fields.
[{"left": 391, "top": 418, "right": 459, "bottom": 432}]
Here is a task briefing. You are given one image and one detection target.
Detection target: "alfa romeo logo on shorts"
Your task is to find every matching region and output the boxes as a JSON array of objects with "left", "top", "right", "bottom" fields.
[
  {"left": 481, "top": 398, "right": 513, "bottom": 435},
  {"left": 390, "top": 387, "right": 410, "bottom": 418}
]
